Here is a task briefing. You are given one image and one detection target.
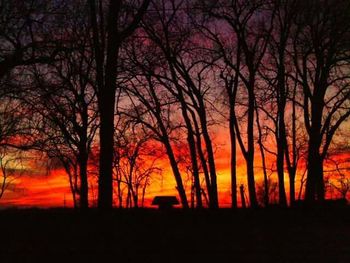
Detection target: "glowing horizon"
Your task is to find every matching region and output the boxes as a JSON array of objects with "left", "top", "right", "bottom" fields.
[{"left": 1, "top": 134, "right": 348, "bottom": 208}]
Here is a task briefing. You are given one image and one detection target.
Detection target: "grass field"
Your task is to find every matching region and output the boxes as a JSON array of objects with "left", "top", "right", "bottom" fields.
[{"left": 0, "top": 207, "right": 349, "bottom": 262}]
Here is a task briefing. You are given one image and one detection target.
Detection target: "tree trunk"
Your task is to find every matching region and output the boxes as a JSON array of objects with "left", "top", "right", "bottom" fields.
[
  {"left": 190, "top": 110, "right": 213, "bottom": 208},
  {"left": 247, "top": 87, "right": 258, "bottom": 208},
  {"left": 98, "top": 97, "right": 116, "bottom": 209},
  {"left": 198, "top": 102, "right": 219, "bottom": 208},
  {"left": 79, "top": 95, "right": 90, "bottom": 209},
  {"left": 186, "top": 132, "right": 202, "bottom": 208},
  {"left": 286, "top": 84, "right": 298, "bottom": 207},
  {"left": 229, "top": 111, "right": 237, "bottom": 209},
  {"left": 289, "top": 168, "right": 296, "bottom": 206},
  {"left": 305, "top": 142, "right": 324, "bottom": 202},
  {"left": 67, "top": 168, "right": 78, "bottom": 209},
  {"left": 201, "top": 123, "right": 218, "bottom": 208},
  {"left": 79, "top": 149, "right": 89, "bottom": 209},
  {"left": 316, "top": 162, "right": 325, "bottom": 201},
  {"left": 97, "top": 0, "right": 119, "bottom": 209},
  {"left": 163, "top": 138, "right": 189, "bottom": 209},
  {"left": 276, "top": 120, "right": 287, "bottom": 207},
  {"left": 132, "top": 189, "right": 138, "bottom": 208},
  {"left": 276, "top": 50, "right": 288, "bottom": 207},
  {"left": 178, "top": 91, "right": 202, "bottom": 208},
  {"left": 256, "top": 107, "right": 269, "bottom": 207},
  {"left": 240, "top": 185, "right": 246, "bottom": 208},
  {"left": 305, "top": 97, "right": 324, "bottom": 203}
]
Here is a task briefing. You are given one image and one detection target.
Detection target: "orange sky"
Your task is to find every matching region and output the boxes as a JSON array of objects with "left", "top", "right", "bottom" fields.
[
  {"left": 0, "top": 127, "right": 349, "bottom": 208},
  {"left": 0, "top": 170, "right": 73, "bottom": 208}
]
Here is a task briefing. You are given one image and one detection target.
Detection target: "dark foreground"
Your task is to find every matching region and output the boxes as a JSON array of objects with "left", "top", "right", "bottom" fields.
[{"left": 1, "top": 207, "right": 350, "bottom": 263}]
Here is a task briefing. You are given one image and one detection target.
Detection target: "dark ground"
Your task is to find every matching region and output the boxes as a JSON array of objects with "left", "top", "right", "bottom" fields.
[{"left": 1, "top": 207, "right": 350, "bottom": 263}]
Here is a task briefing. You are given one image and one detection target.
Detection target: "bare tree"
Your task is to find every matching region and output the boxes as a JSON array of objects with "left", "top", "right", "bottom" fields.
[
  {"left": 138, "top": 0, "right": 221, "bottom": 208},
  {"left": 215, "top": 58, "right": 240, "bottom": 208},
  {"left": 291, "top": 0, "right": 350, "bottom": 202},
  {"left": 258, "top": 0, "right": 298, "bottom": 206},
  {"left": 23, "top": 14, "right": 99, "bottom": 208},
  {"left": 119, "top": 63, "right": 189, "bottom": 208},
  {"left": 200, "top": 0, "right": 275, "bottom": 208},
  {"left": 255, "top": 101, "right": 272, "bottom": 207},
  {"left": 113, "top": 118, "right": 162, "bottom": 208},
  {"left": 88, "top": 0, "right": 151, "bottom": 209}
]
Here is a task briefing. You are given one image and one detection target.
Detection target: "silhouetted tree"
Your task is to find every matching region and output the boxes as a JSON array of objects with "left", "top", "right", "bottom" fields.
[
  {"left": 119, "top": 62, "right": 189, "bottom": 208},
  {"left": 23, "top": 13, "right": 99, "bottom": 208},
  {"left": 201, "top": 0, "right": 275, "bottom": 208},
  {"left": 139, "top": 0, "right": 220, "bottom": 208},
  {"left": 259, "top": 0, "right": 299, "bottom": 206},
  {"left": 113, "top": 118, "right": 162, "bottom": 208},
  {"left": 255, "top": 101, "right": 272, "bottom": 207},
  {"left": 291, "top": 0, "right": 350, "bottom": 202},
  {"left": 88, "top": 0, "right": 151, "bottom": 209},
  {"left": 284, "top": 82, "right": 306, "bottom": 205}
]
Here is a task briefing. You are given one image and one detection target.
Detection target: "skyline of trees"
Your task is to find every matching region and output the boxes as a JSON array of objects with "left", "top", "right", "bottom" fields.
[{"left": 0, "top": 0, "right": 350, "bottom": 208}]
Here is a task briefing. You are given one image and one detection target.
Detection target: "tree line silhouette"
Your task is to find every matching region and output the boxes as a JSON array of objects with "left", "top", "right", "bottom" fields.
[{"left": 0, "top": 0, "right": 350, "bottom": 209}]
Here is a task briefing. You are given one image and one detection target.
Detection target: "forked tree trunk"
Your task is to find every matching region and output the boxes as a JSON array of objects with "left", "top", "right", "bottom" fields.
[{"left": 190, "top": 110, "right": 213, "bottom": 208}]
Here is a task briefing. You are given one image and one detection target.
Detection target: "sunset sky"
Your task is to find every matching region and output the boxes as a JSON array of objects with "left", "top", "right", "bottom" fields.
[
  {"left": 0, "top": 128, "right": 237, "bottom": 208},
  {"left": 0, "top": 158, "right": 238, "bottom": 208},
  {"left": 1, "top": 0, "right": 350, "bottom": 209},
  {"left": 1, "top": 125, "right": 348, "bottom": 208}
]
